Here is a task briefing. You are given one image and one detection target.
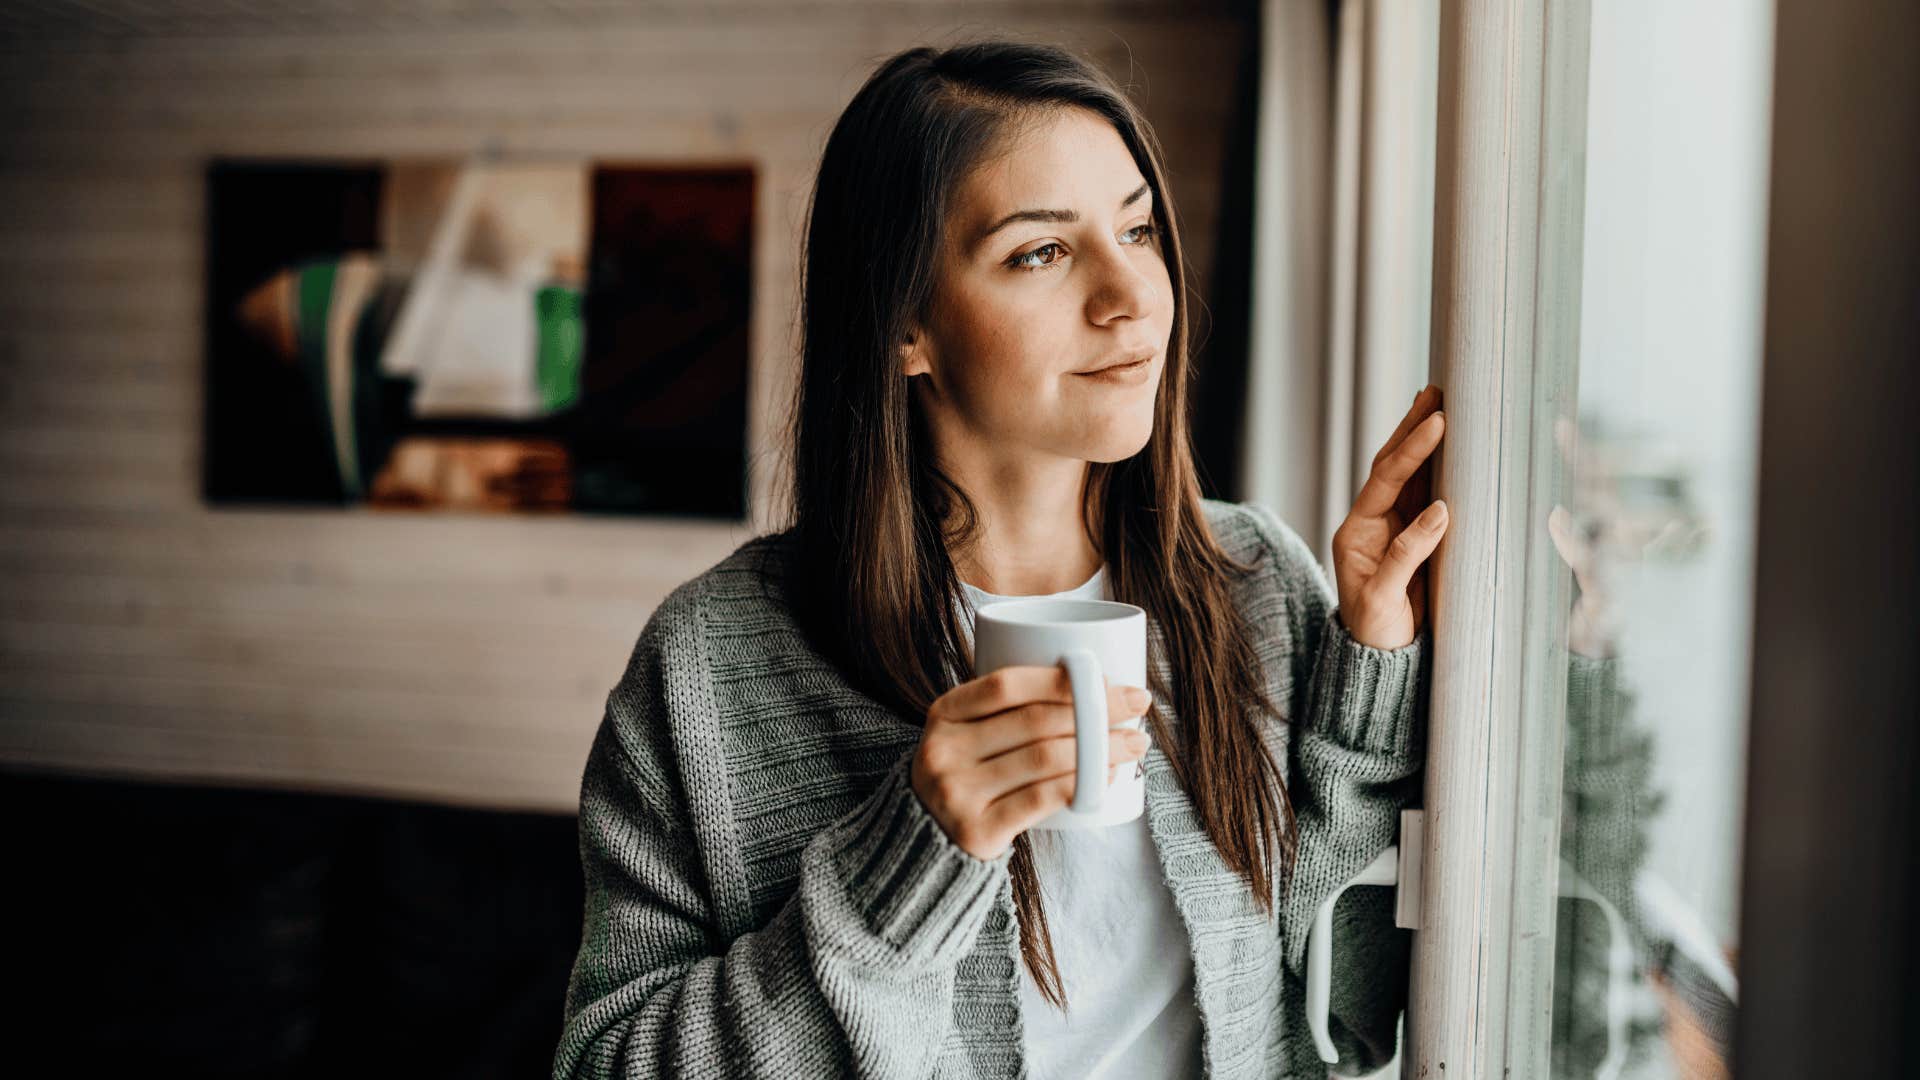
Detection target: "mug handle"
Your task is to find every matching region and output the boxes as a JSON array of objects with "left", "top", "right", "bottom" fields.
[{"left": 1058, "top": 649, "right": 1108, "bottom": 813}]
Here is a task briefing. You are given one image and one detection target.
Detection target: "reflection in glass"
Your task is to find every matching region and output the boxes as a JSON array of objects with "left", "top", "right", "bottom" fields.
[{"left": 1535, "top": 2, "right": 1771, "bottom": 1077}]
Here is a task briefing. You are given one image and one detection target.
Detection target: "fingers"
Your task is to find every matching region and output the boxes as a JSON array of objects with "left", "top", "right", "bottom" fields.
[
  {"left": 1547, "top": 504, "right": 1595, "bottom": 591},
  {"left": 975, "top": 726, "right": 1149, "bottom": 802},
  {"left": 1373, "top": 384, "right": 1443, "bottom": 471},
  {"left": 979, "top": 775, "right": 1077, "bottom": 842},
  {"left": 1352, "top": 408, "right": 1445, "bottom": 520},
  {"left": 934, "top": 663, "right": 1148, "bottom": 734},
  {"left": 917, "top": 665, "right": 1154, "bottom": 859},
  {"left": 1371, "top": 498, "right": 1450, "bottom": 597},
  {"left": 931, "top": 664, "right": 1076, "bottom": 726},
  {"left": 963, "top": 683, "right": 1150, "bottom": 761},
  {"left": 978, "top": 732, "right": 1148, "bottom": 834}
]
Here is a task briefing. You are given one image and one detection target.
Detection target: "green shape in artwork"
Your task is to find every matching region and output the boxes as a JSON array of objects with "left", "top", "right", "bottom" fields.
[{"left": 536, "top": 283, "right": 585, "bottom": 414}]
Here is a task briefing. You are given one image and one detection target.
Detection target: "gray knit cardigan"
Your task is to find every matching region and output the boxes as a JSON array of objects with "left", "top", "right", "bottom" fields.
[{"left": 554, "top": 498, "right": 1430, "bottom": 1079}]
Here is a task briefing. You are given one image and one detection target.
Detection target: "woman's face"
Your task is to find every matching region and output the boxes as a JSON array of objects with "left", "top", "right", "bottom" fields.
[{"left": 903, "top": 107, "right": 1175, "bottom": 468}]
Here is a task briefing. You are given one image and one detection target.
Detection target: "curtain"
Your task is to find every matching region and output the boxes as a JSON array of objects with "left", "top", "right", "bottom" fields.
[{"left": 1240, "top": 0, "right": 1438, "bottom": 571}]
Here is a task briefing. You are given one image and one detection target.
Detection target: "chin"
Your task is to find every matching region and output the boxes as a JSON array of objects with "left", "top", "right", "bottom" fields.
[{"left": 1081, "top": 419, "right": 1156, "bottom": 464}]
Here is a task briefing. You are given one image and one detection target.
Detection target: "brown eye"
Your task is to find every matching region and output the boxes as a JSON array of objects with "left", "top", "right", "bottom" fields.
[{"left": 1009, "top": 242, "right": 1065, "bottom": 271}]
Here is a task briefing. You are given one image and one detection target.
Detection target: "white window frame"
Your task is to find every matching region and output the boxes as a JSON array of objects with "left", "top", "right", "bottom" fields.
[{"left": 1408, "top": 0, "right": 1592, "bottom": 1074}]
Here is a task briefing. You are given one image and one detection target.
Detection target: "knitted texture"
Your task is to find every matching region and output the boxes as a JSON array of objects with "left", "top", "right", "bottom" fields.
[
  {"left": 555, "top": 498, "right": 1430, "bottom": 1078},
  {"left": 1553, "top": 652, "right": 1669, "bottom": 1076}
]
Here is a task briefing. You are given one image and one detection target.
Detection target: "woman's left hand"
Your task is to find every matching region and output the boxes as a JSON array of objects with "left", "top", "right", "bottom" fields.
[{"left": 1331, "top": 385, "right": 1449, "bottom": 650}]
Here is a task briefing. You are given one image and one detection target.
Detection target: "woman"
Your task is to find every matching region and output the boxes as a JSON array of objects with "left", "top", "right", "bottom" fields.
[{"left": 555, "top": 41, "right": 1448, "bottom": 1079}]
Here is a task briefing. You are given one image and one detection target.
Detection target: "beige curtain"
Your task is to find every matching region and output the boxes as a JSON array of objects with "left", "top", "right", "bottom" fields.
[{"left": 1241, "top": 0, "right": 1438, "bottom": 571}]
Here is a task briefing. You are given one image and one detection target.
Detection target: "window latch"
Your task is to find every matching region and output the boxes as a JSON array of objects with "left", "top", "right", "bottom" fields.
[{"left": 1305, "top": 807, "right": 1424, "bottom": 1064}]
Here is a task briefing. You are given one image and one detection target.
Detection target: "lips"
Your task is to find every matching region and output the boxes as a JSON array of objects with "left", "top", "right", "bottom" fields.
[{"left": 1073, "top": 349, "right": 1156, "bottom": 375}]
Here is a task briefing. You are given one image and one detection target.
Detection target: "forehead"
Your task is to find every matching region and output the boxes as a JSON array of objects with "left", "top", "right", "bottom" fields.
[{"left": 952, "top": 107, "right": 1148, "bottom": 224}]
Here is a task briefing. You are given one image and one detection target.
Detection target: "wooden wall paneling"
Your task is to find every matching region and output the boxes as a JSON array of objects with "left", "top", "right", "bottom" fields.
[{"left": 0, "top": 4, "right": 1251, "bottom": 810}]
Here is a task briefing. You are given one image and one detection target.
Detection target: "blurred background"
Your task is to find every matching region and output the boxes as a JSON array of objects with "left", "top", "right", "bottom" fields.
[
  {"left": 0, "top": 2, "right": 1268, "bottom": 1074},
  {"left": 1, "top": 1, "right": 1913, "bottom": 1078}
]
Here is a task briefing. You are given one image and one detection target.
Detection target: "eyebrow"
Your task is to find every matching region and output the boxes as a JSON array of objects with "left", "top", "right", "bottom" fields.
[{"left": 972, "top": 181, "right": 1153, "bottom": 252}]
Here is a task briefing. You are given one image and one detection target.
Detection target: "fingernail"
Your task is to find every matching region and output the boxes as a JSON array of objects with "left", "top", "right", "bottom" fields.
[{"left": 1125, "top": 687, "right": 1151, "bottom": 711}]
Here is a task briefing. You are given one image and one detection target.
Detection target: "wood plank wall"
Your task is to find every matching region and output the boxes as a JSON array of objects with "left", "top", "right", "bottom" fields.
[{"left": 0, "top": 2, "right": 1250, "bottom": 812}]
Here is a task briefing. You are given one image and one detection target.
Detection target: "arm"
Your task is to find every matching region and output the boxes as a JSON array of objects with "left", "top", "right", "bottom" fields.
[
  {"left": 1250, "top": 503, "right": 1429, "bottom": 1076},
  {"left": 553, "top": 592, "right": 1012, "bottom": 1079},
  {"left": 1559, "top": 653, "right": 1660, "bottom": 957},
  {"left": 1552, "top": 652, "right": 1668, "bottom": 1078},
  {"left": 1548, "top": 501, "right": 1661, "bottom": 954}
]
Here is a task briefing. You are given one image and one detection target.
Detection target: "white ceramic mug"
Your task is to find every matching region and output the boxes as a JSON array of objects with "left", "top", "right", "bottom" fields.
[{"left": 972, "top": 598, "right": 1149, "bottom": 829}]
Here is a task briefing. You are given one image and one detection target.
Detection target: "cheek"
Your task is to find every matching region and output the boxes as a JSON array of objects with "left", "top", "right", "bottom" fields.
[
  {"left": 939, "top": 286, "right": 1073, "bottom": 393},
  {"left": 1148, "top": 257, "right": 1177, "bottom": 320}
]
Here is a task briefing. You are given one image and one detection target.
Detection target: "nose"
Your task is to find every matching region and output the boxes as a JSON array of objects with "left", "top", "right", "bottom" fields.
[{"left": 1083, "top": 240, "right": 1162, "bottom": 327}]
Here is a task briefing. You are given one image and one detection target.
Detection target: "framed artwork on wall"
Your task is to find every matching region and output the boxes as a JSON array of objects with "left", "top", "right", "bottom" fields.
[{"left": 202, "top": 155, "right": 753, "bottom": 519}]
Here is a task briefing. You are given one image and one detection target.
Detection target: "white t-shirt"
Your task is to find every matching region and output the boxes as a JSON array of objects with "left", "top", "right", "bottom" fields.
[{"left": 956, "top": 565, "right": 1205, "bottom": 1080}]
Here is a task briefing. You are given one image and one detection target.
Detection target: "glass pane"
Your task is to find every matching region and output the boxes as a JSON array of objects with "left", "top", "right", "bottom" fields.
[{"left": 1533, "top": 3, "right": 1771, "bottom": 1077}]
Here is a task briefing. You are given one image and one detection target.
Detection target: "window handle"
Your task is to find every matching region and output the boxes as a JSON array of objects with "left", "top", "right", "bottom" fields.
[
  {"left": 1558, "top": 861, "right": 1633, "bottom": 1080},
  {"left": 1304, "top": 822, "right": 1635, "bottom": 1074},
  {"left": 1306, "top": 809, "right": 1423, "bottom": 1065}
]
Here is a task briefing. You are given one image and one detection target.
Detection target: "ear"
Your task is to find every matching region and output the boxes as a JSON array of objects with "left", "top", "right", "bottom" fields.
[{"left": 898, "top": 324, "right": 933, "bottom": 378}]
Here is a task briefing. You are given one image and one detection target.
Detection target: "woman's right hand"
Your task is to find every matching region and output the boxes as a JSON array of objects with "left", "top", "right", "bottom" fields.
[{"left": 910, "top": 665, "right": 1153, "bottom": 860}]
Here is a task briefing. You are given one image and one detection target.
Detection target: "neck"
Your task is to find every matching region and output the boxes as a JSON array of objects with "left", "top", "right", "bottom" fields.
[{"left": 945, "top": 461, "right": 1103, "bottom": 597}]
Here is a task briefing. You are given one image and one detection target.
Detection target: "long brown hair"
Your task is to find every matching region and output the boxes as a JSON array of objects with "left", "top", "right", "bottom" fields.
[{"left": 777, "top": 40, "right": 1296, "bottom": 1013}]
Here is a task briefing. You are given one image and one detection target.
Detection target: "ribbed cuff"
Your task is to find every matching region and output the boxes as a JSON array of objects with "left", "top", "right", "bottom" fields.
[
  {"left": 1307, "top": 610, "right": 1430, "bottom": 759},
  {"left": 828, "top": 751, "right": 1011, "bottom": 964},
  {"left": 1566, "top": 652, "right": 1635, "bottom": 765}
]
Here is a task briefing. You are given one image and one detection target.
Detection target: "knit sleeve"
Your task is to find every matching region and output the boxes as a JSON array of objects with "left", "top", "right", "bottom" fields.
[
  {"left": 1559, "top": 652, "right": 1660, "bottom": 943},
  {"left": 1243, "top": 502, "right": 1428, "bottom": 1077},
  {"left": 552, "top": 584, "right": 1012, "bottom": 1080},
  {"left": 1552, "top": 652, "right": 1670, "bottom": 1076}
]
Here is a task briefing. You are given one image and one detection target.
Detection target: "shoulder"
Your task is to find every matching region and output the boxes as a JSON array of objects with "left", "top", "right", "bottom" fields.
[
  {"left": 594, "top": 530, "right": 801, "bottom": 788},
  {"left": 1199, "top": 498, "right": 1330, "bottom": 598},
  {"left": 614, "top": 530, "right": 794, "bottom": 692},
  {"left": 1196, "top": 497, "right": 1339, "bottom": 678}
]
